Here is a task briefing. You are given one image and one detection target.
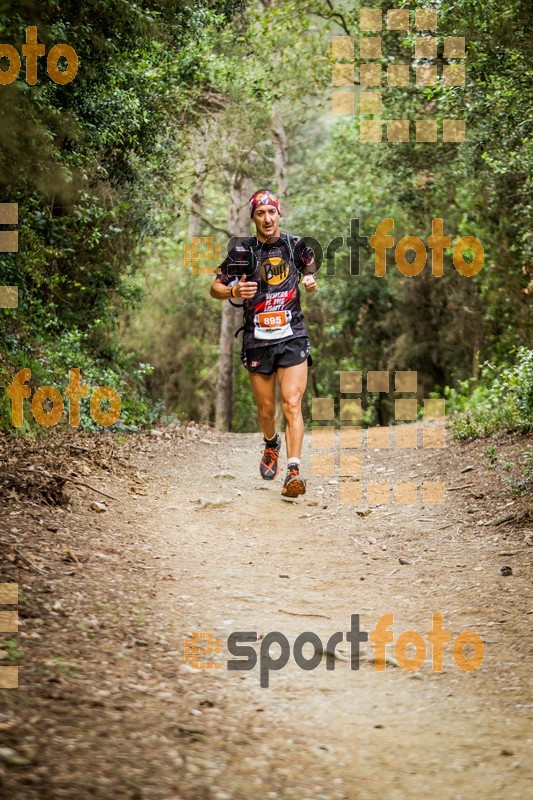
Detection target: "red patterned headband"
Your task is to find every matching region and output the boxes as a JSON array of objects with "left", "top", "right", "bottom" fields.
[{"left": 249, "top": 190, "right": 281, "bottom": 218}]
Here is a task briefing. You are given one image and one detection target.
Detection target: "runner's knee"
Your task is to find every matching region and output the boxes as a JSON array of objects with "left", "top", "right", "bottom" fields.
[
  {"left": 257, "top": 402, "right": 276, "bottom": 421},
  {"left": 281, "top": 394, "right": 303, "bottom": 417}
]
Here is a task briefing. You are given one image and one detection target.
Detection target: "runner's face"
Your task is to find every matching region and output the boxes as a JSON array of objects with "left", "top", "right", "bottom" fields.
[{"left": 253, "top": 205, "right": 281, "bottom": 242}]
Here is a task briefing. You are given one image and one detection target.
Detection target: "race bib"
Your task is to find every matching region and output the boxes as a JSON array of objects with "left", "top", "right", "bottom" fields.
[
  {"left": 256, "top": 311, "right": 289, "bottom": 328},
  {"left": 253, "top": 310, "right": 293, "bottom": 340}
]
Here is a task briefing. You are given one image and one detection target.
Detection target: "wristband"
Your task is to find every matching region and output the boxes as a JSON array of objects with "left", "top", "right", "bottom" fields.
[{"left": 230, "top": 285, "right": 237, "bottom": 298}]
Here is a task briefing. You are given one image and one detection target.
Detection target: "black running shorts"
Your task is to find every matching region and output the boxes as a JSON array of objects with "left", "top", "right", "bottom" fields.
[{"left": 242, "top": 336, "right": 313, "bottom": 375}]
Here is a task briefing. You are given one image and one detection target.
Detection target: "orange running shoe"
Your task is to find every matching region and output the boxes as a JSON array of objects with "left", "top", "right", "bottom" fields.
[
  {"left": 260, "top": 435, "right": 281, "bottom": 480},
  {"left": 281, "top": 466, "right": 307, "bottom": 497}
]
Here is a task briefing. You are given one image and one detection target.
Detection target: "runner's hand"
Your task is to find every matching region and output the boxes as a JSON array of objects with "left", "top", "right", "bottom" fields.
[
  {"left": 235, "top": 274, "right": 257, "bottom": 299},
  {"left": 302, "top": 274, "right": 316, "bottom": 293}
]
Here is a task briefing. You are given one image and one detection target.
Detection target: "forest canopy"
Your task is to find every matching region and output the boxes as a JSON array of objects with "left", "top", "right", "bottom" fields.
[{"left": 0, "top": 0, "right": 531, "bottom": 434}]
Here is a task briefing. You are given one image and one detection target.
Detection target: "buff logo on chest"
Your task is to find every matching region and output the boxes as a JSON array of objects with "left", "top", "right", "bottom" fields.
[{"left": 260, "top": 256, "right": 290, "bottom": 286}]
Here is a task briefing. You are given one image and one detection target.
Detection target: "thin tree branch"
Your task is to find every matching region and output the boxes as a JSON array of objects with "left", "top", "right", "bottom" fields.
[
  {"left": 325, "top": 0, "right": 351, "bottom": 36},
  {"left": 197, "top": 213, "right": 232, "bottom": 238}
]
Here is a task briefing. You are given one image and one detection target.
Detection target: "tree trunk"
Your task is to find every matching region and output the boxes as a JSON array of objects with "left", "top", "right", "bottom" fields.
[
  {"left": 187, "top": 131, "right": 209, "bottom": 239},
  {"left": 215, "top": 172, "right": 253, "bottom": 431},
  {"left": 272, "top": 104, "right": 289, "bottom": 216}
]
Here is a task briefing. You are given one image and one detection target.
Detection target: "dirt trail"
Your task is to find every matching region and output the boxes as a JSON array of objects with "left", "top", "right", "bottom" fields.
[{"left": 1, "top": 427, "right": 531, "bottom": 799}]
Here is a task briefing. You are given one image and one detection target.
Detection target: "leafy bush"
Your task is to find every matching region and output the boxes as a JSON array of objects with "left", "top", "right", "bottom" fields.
[
  {"left": 0, "top": 1, "right": 241, "bottom": 437},
  {"left": 0, "top": 326, "right": 158, "bottom": 433},
  {"left": 444, "top": 347, "right": 533, "bottom": 439}
]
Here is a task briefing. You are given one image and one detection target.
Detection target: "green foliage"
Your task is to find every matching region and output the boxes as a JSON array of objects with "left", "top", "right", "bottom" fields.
[
  {"left": 0, "top": 325, "right": 158, "bottom": 432},
  {"left": 0, "top": 0, "right": 243, "bottom": 433},
  {"left": 286, "top": 0, "right": 531, "bottom": 412},
  {"left": 509, "top": 450, "right": 533, "bottom": 496},
  {"left": 123, "top": 237, "right": 221, "bottom": 424},
  {"left": 1, "top": 0, "right": 530, "bottom": 435},
  {"left": 232, "top": 359, "right": 257, "bottom": 433},
  {"left": 445, "top": 347, "right": 533, "bottom": 439},
  {"left": 0, "top": 638, "right": 22, "bottom": 662}
]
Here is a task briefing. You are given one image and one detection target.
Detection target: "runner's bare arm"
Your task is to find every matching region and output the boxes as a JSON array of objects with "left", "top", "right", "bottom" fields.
[
  {"left": 210, "top": 275, "right": 258, "bottom": 300},
  {"left": 210, "top": 278, "right": 234, "bottom": 300}
]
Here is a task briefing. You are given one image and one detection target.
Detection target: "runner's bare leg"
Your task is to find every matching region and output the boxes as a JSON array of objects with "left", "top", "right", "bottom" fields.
[
  {"left": 249, "top": 372, "right": 277, "bottom": 440},
  {"left": 277, "top": 361, "right": 308, "bottom": 460}
]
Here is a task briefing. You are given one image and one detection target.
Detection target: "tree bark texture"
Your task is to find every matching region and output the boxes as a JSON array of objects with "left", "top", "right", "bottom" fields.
[{"left": 215, "top": 172, "right": 254, "bottom": 431}]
